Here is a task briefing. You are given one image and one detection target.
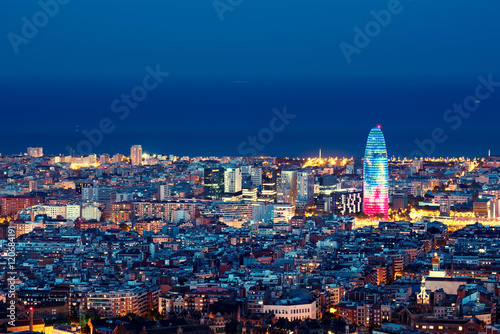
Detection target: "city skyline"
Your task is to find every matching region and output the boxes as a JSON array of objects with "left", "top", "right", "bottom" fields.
[{"left": 2, "top": 1, "right": 500, "bottom": 332}]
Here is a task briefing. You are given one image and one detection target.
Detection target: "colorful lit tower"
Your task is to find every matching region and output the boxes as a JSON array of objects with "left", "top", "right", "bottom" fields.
[{"left": 363, "top": 125, "right": 389, "bottom": 219}]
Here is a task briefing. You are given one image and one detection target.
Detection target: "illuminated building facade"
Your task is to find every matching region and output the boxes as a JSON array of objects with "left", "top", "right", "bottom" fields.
[
  {"left": 130, "top": 145, "right": 142, "bottom": 166},
  {"left": 204, "top": 167, "right": 225, "bottom": 200},
  {"left": 363, "top": 126, "right": 389, "bottom": 219}
]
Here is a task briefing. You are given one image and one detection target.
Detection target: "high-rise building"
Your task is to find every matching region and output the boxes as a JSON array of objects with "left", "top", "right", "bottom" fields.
[
  {"left": 277, "top": 170, "right": 297, "bottom": 205},
  {"left": 297, "top": 171, "right": 314, "bottom": 204},
  {"left": 251, "top": 167, "right": 263, "bottom": 187},
  {"left": 82, "top": 186, "right": 117, "bottom": 219},
  {"left": 260, "top": 169, "right": 277, "bottom": 202},
  {"left": 99, "top": 154, "right": 110, "bottom": 164},
  {"left": 224, "top": 167, "right": 242, "bottom": 195},
  {"left": 112, "top": 153, "right": 124, "bottom": 164},
  {"left": 440, "top": 196, "right": 451, "bottom": 217},
  {"left": 319, "top": 175, "right": 337, "bottom": 195},
  {"left": 27, "top": 147, "right": 43, "bottom": 157},
  {"left": 363, "top": 126, "right": 389, "bottom": 219},
  {"left": 131, "top": 145, "right": 142, "bottom": 166},
  {"left": 158, "top": 184, "right": 172, "bottom": 201},
  {"left": 204, "top": 167, "right": 225, "bottom": 200}
]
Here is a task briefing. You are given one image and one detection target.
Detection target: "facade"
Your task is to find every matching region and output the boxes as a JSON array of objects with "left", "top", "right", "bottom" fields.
[
  {"left": 133, "top": 200, "right": 197, "bottom": 221},
  {"left": 251, "top": 167, "right": 263, "bottom": 186},
  {"left": 277, "top": 170, "right": 298, "bottom": 205},
  {"left": 130, "top": 145, "right": 142, "bottom": 166},
  {"left": 263, "top": 296, "right": 317, "bottom": 321},
  {"left": 319, "top": 175, "right": 337, "bottom": 195},
  {"left": 261, "top": 169, "right": 277, "bottom": 202},
  {"left": 183, "top": 287, "right": 235, "bottom": 312},
  {"left": 27, "top": 147, "right": 43, "bottom": 157},
  {"left": 337, "top": 302, "right": 391, "bottom": 327},
  {"left": 224, "top": 167, "right": 242, "bottom": 197},
  {"left": 363, "top": 126, "right": 389, "bottom": 219},
  {"left": 332, "top": 189, "right": 362, "bottom": 216},
  {"left": 82, "top": 186, "right": 116, "bottom": 218},
  {"left": 247, "top": 286, "right": 268, "bottom": 313},
  {"left": 99, "top": 153, "right": 110, "bottom": 164},
  {"left": 413, "top": 317, "right": 482, "bottom": 334},
  {"left": 158, "top": 184, "right": 172, "bottom": 201},
  {"left": 86, "top": 285, "right": 160, "bottom": 317},
  {"left": 242, "top": 186, "right": 258, "bottom": 201},
  {"left": 1, "top": 195, "right": 43, "bottom": 216},
  {"left": 297, "top": 171, "right": 314, "bottom": 205},
  {"left": 204, "top": 167, "right": 225, "bottom": 200},
  {"left": 474, "top": 195, "right": 497, "bottom": 218}
]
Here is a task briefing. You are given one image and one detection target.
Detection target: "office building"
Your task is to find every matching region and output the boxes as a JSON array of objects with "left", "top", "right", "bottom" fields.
[
  {"left": 363, "top": 126, "right": 389, "bottom": 219},
  {"left": 297, "top": 171, "right": 314, "bottom": 204},
  {"left": 251, "top": 167, "right": 263, "bottom": 187},
  {"left": 260, "top": 169, "right": 277, "bottom": 202},
  {"left": 277, "top": 170, "right": 297, "bottom": 205},
  {"left": 204, "top": 167, "right": 225, "bottom": 200},
  {"left": 332, "top": 189, "right": 363, "bottom": 216},
  {"left": 224, "top": 167, "right": 242, "bottom": 199}
]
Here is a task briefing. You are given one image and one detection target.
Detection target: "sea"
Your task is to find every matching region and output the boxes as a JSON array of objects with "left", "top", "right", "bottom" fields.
[{"left": 1, "top": 76, "right": 499, "bottom": 159}]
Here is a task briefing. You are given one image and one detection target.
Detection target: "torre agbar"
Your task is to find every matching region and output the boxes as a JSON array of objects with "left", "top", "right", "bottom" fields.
[{"left": 363, "top": 126, "right": 389, "bottom": 219}]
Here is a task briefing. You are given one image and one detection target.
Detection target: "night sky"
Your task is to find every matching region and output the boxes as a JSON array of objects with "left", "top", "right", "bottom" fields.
[{"left": 1, "top": 0, "right": 500, "bottom": 158}]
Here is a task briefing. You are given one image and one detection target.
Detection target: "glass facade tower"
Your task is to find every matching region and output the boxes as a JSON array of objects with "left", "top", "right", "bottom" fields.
[{"left": 363, "top": 126, "right": 389, "bottom": 219}]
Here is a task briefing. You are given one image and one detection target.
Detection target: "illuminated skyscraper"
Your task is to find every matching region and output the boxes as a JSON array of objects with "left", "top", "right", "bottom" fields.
[
  {"left": 204, "top": 167, "right": 225, "bottom": 200},
  {"left": 363, "top": 126, "right": 389, "bottom": 219}
]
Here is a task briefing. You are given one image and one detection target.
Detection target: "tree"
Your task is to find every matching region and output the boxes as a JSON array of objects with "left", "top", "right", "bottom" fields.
[
  {"left": 119, "top": 222, "right": 130, "bottom": 232},
  {"left": 147, "top": 309, "right": 162, "bottom": 321},
  {"left": 80, "top": 310, "right": 100, "bottom": 330}
]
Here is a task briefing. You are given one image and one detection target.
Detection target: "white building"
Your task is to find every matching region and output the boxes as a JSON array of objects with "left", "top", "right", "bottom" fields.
[
  {"left": 263, "top": 296, "right": 317, "bottom": 321},
  {"left": 158, "top": 184, "right": 172, "bottom": 201},
  {"left": 81, "top": 203, "right": 102, "bottom": 221},
  {"left": 224, "top": 167, "right": 242, "bottom": 194},
  {"left": 66, "top": 205, "right": 81, "bottom": 220},
  {"left": 273, "top": 203, "right": 295, "bottom": 222}
]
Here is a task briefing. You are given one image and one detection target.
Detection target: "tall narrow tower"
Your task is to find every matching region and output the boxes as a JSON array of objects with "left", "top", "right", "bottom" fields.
[
  {"left": 363, "top": 126, "right": 389, "bottom": 219},
  {"left": 130, "top": 145, "right": 142, "bottom": 166}
]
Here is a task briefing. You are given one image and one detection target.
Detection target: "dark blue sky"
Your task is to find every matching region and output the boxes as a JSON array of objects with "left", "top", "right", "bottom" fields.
[{"left": 1, "top": 0, "right": 500, "bottom": 157}]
